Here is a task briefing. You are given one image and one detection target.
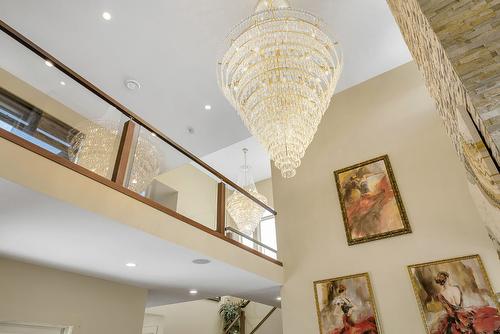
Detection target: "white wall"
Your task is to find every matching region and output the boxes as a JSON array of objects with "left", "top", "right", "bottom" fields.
[
  {"left": 244, "top": 302, "right": 282, "bottom": 334},
  {"left": 0, "top": 257, "right": 147, "bottom": 334},
  {"left": 272, "top": 62, "right": 500, "bottom": 333}
]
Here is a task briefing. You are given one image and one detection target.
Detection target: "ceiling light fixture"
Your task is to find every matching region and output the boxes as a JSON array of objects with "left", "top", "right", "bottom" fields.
[
  {"left": 125, "top": 79, "right": 141, "bottom": 91},
  {"left": 276, "top": 296, "right": 282, "bottom": 301},
  {"left": 60, "top": 81, "right": 66, "bottom": 86},
  {"left": 102, "top": 12, "right": 112, "bottom": 21},
  {"left": 226, "top": 148, "right": 267, "bottom": 235},
  {"left": 218, "top": 0, "right": 342, "bottom": 178},
  {"left": 192, "top": 259, "right": 211, "bottom": 265},
  {"left": 189, "top": 289, "right": 198, "bottom": 295},
  {"left": 125, "top": 262, "right": 136, "bottom": 267},
  {"left": 44, "top": 60, "right": 53, "bottom": 67},
  {"left": 204, "top": 104, "right": 212, "bottom": 111}
]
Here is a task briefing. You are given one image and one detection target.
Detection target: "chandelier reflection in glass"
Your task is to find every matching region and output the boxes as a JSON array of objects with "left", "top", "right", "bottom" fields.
[
  {"left": 218, "top": 0, "right": 342, "bottom": 178},
  {"left": 226, "top": 148, "right": 268, "bottom": 235},
  {"left": 69, "top": 120, "right": 161, "bottom": 193}
]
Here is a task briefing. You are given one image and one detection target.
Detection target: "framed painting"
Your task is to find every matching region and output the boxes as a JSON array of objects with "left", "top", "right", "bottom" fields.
[
  {"left": 314, "top": 273, "right": 382, "bottom": 334},
  {"left": 408, "top": 255, "right": 500, "bottom": 334},
  {"left": 334, "top": 154, "right": 411, "bottom": 245}
]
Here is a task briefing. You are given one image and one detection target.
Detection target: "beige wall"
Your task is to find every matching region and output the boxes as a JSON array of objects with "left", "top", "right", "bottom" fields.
[
  {"left": 155, "top": 164, "right": 218, "bottom": 229},
  {"left": 272, "top": 62, "right": 500, "bottom": 333},
  {"left": 254, "top": 308, "right": 282, "bottom": 334},
  {"left": 146, "top": 300, "right": 221, "bottom": 334},
  {"left": 256, "top": 178, "right": 274, "bottom": 209},
  {"left": 0, "top": 257, "right": 147, "bottom": 334},
  {"left": 244, "top": 301, "right": 282, "bottom": 334}
]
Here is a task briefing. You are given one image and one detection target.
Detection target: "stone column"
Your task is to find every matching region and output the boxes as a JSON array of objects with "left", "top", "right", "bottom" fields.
[{"left": 386, "top": 0, "right": 499, "bottom": 250}]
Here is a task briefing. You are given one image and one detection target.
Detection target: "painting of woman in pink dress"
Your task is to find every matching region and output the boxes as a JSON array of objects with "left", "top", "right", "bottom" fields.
[
  {"left": 334, "top": 155, "right": 411, "bottom": 245},
  {"left": 409, "top": 255, "right": 500, "bottom": 334},
  {"left": 314, "top": 273, "right": 381, "bottom": 334}
]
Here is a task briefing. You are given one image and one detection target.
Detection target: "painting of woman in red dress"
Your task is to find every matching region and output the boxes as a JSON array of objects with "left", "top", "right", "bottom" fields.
[
  {"left": 314, "top": 273, "right": 381, "bottom": 334},
  {"left": 334, "top": 155, "right": 411, "bottom": 245},
  {"left": 409, "top": 255, "right": 500, "bottom": 334}
]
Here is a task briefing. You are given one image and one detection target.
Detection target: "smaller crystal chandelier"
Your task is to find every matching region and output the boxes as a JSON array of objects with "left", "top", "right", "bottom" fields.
[
  {"left": 69, "top": 120, "right": 161, "bottom": 193},
  {"left": 226, "top": 148, "right": 268, "bottom": 235}
]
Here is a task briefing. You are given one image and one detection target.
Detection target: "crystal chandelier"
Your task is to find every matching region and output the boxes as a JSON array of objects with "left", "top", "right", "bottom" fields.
[
  {"left": 226, "top": 148, "right": 268, "bottom": 235},
  {"left": 218, "top": 0, "right": 342, "bottom": 178},
  {"left": 69, "top": 120, "right": 161, "bottom": 193}
]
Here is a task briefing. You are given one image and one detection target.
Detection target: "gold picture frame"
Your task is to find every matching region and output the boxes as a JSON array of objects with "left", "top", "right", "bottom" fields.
[
  {"left": 313, "top": 272, "right": 382, "bottom": 334},
  {"left": 408, "top": 254, "right": 500, "bottom": 334},
  {"left": 334, "top": 154, "right": 411, "bottom": 245}
]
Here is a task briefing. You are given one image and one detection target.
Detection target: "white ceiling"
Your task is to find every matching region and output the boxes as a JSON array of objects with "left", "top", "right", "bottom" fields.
[
  {"left": 0, "top": 0, "right": 411, "bottom": 174},
  {"left": 0, "top": 177, "right": 281, "bottom": 306}
]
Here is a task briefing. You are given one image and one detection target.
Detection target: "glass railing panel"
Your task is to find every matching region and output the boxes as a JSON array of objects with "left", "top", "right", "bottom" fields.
[
  {"left": 125, "top": 124, "right": 221, "bottom": 230},
  {"left": 0, "top": 29, "right": 127, "bottom": 179},
  {"left": 225, "top": 184, "right": 278, "bottom": 259}
]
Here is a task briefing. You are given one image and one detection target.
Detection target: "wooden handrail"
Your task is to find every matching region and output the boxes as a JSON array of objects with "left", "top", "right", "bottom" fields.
[
  {"left": 241, "top": 300, "right": 251, "bottom": 308},
  {"left": 223, "top": 300, "right": 250, "bottom": 334},
  {"left": 224, "top": 313, "right": 242, "bottom": 334},
  {"left": 249, "top": 307, "right": 277, "bottom": 334},
  {"left": 0, "top": 19, "right": 276, "bottom": 216}
]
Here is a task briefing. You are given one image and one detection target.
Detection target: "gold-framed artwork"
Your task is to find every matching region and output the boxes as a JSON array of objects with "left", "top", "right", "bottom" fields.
[
  {"left": 313, "top": 273, "right": 382, "bottom": 334},
  {"left": 408, "top": 255, "right": 500, "bottom": 334},
  {"left": 334, "top": 154, "right": 411, "bottom": 245}
]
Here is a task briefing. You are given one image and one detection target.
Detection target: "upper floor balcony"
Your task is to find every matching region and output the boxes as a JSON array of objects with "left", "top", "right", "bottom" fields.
[{"left": 0, "top": 19, "right": 282, "bottom": 306}]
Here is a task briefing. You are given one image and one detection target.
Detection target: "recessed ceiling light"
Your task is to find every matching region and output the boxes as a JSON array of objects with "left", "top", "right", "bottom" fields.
[
  {"left": 102, "top": 12, "right": 112, "bottom": 20},
  {"left": 125, "top": 79, "right": 141, "bottom": 91},
  {"left": 60, "top": 81, "right": 66, "bottom": 86},
  {"left": 189, "top": 289, "right": 198, "bottom": 295},
  {"left": 204, "top": 105, "right": 212, "bottom": 111},
  {"left": 125, "top": 262, "right": 136, "bottom": 267},
  {"left": 192, "top": 259, "right": 211, "bottom": 265},
  {"left": 276, "top": 296, "right": 282, "bottom": 301},
  {"left": 45, "top": 60, "right": 53, "bottom": 67}
]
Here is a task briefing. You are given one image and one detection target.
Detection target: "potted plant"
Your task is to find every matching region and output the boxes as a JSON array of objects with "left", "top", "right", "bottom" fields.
[{"left": 219, "top": 299, "right": 245, "bottom": 333}]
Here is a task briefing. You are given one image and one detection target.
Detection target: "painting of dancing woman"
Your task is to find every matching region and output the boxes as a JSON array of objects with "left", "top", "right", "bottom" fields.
[
  {"left": 409, "top": 255, "right": 500, "bottom": 334},
  {"left": 334, "top": 155, "right": 411, "bottom": 245},
  {"left": 314, "top": 273, "right": 381, "bottom": 334}
]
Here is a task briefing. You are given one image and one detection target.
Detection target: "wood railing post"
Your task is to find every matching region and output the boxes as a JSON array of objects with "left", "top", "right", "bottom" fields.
[
  {"left": 111, "top": 120, "right": 136, "bottom": 186},
  {"left": 240, "top": 310, "right": 246, "bottom": 334},
  {"left": 217, "top": 182, "right": 226, "bottom": 235}
]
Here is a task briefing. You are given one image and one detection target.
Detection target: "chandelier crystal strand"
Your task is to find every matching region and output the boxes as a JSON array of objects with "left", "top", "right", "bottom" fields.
[
  {"left": 226, "top": 148, "right": 268, "bottom": 235},
  {"left": 69, "top": 120, "right": 161, "bottom": 193},
  {"left": 218, "top": 0, "right": 342, "bottom": 178}
]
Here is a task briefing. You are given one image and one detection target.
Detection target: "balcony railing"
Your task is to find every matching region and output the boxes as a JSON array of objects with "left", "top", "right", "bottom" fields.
[{"left": 0, "top": 19, "right": 280, "bottom": 265}]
